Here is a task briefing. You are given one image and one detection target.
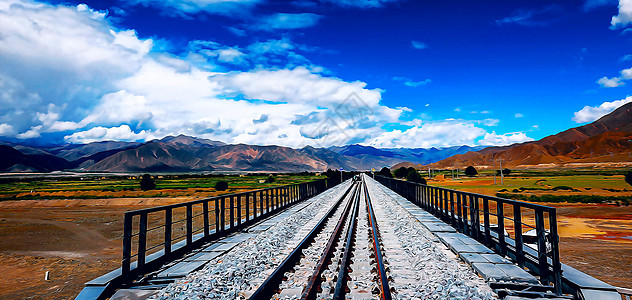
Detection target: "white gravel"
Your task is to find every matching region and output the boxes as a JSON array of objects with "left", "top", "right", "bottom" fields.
[
  {"left": 149, "top": 181, "right": 352, "bottom": 300},
  {"left": 364, "top": 174, "right": 497, "bottom": 300}
]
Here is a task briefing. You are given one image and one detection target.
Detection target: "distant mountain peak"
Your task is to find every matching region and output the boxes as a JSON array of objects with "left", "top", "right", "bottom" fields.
[{"left": 160, "top": 134, "right": 226, "bottom": 147}]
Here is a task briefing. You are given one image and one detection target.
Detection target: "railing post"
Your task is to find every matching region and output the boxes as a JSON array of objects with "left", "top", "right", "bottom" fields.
[
  {"left": 246, "top": 193, "right": 250, "bottom": 222},
  {"left": 549, "top": 211, "right": 563, "bottom": 295},
  {"left": 535, "top": 209, "right": 549, "bottom": 285},
  {"left": 165, "top": 208, "right": 172, "bottom": 255},
  {"left": 259, "top": 191, "right": 264, "bottom": 215},
  {"left": 186, "top": 204, "right": 193, "bottom": 246},
  {"left": 138, "top": 212, "right": 148, "bottom": 270},
  {"left": 122, "top": 213, "right": 133, "bottom": 279},
  {"left": 215, "top": 198, "right": 221, "bottom": 234},
  {"left": 456, "top": 192, "right": 463, "bottom": 233},
  {"left": 472, "top": 196, "right": 480, "bottom": 240},
  {"left": 483, "top": 197, "right": 491, "bottom": 246},
  {"left": 220, "top": 197, "right": 225, "bottom": 233},
  {"left": 266, "top": 189, "right": 270, "bottom": 213},
  {"left": 202, "top": 202, "right": 209, "bottom": 238},
  {"left": 497, "top": 203, "right": 506, "bottom": 257},
  {"left": 229, "top": 195, "right": 235, "bottom": 229},
  {"left": 450, "top": 191, "right": 456, "bottom": 227},
  {"left": 513, "top": 203, "right": 524, "bottom": 268},
  {"left": 237, "top": 194, "right": 242, "bottom": 227}
]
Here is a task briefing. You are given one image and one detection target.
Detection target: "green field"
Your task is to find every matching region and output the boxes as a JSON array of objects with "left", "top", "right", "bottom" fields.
[
  {"left": 0, "top": 173, "right": 326, "bottom": 201},
  {"left": 430, "top": 170, "right": 632, "bottom": 204}
]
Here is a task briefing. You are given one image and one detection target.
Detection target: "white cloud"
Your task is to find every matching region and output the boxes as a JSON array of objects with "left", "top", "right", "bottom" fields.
[
  {"left": 572, "top": 96, "right": 632, "bottom": 123},
  {"left": 392, "top": 76, "right": 431, "bottom": 87},
  {"left": 0, "top": 0, "right": 519, "bottom": 150},
  {"left": 611, "top": 0, "right": 632, "bottom": 28},
  {"left": 319, "top": 0, "right": 404, "bottom": 8},
  {"left": 128, "top": 0, "right": 261, "bottom": 17},
  {"left": 514, "top": 113, "right": 524, "bottom": 118},
  {"left": 250, "top": 13, "right": 323, "bottom": 31},
  {"left": 366, "top": 121, "right": 487, "bottom": 148},
  {"left": 597, "top": 76, "right": 625, "bottom": 87},
  {"left": 479, "top": 131, "right": 534, "bottom": 146},
  {"left": 411, "top": 41, "right": 427, "bottom": 50},
  {"left": 0, "top": 123, "right": 14, "bottom": 136},
  {"left": 481, "top": 118, "right": 499, "bottom": 126},
  {"left": 0, "top": 0, "right": 152, "bottom": 135},
  {"left": 17, "top": 125, "right": 43, "bottom": 139},
  {"left": 65, "top": 125, "right": 147, "bottom": 143},
  {"left": 621, "top": 54, "right": 632, "bottom": 61}
]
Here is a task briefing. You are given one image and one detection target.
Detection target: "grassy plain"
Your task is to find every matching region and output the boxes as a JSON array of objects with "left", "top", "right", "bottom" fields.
[{"left": 0, "top": 173, "right": 323, "bottom": 299}]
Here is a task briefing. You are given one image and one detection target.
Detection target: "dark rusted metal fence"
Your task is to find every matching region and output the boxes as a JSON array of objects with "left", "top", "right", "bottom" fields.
[
  {"left": 375, "top": 176, "right": 563, "bottom": 295},
  {"left": 121, "top": 178, "right": 335, "bottom": 281}
]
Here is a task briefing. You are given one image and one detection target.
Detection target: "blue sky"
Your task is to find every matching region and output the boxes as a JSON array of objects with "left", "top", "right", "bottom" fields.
[{"left": 1, "top": 0, "right": 631, "bottom": 148}]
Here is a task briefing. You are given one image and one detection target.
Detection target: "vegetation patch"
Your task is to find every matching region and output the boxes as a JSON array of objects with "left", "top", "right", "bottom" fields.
[{"left": 496, "top": 192, "right": 631, "bottom": 205}]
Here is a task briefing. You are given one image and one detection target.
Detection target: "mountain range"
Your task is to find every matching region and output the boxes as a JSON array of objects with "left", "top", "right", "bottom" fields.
[
  {"left": 3, "top": 102, "right": 630, "bottom": 173},
  {"left": 396, "top": 101, "right": 632, "bottom": 170},
  {"left": 0, "top": 135, "right": 482, "bottom": 173}
]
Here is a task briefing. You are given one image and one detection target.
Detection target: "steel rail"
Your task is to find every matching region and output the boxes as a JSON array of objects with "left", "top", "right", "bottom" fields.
[
  {"left": 364, "top": 180, "right": 392, "bottom": 300},
  {"left": 332, "top": 180, "right": 361, "bottom": 300},
  {"left": 249, "top": 182, "right": 357, "bottom": 299},
  {"left": 301, "top": 183, "right": 359, "bottom": 299}
]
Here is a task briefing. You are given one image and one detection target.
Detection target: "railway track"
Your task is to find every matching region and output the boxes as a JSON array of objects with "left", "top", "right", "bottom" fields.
[{"left": 250, "top": 176, "right": 392, "bottom": 300}]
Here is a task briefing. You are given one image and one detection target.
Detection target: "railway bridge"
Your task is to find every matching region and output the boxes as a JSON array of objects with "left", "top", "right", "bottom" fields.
[{"left": 76, "top": 174, "right": 627, "bottom": 299}]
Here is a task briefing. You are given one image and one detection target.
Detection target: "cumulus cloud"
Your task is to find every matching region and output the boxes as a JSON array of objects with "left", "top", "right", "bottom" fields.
[
  {"left": 365, "top": 121, "right": 487, "bottom": 148},
  {"left": 597, "top": 76, "right": 625, "bottom": 87},
  {"left": 0, "top": 124, "right": 14, "bottom": 136},
  {"left": 572, "top": 96, "right": 632, "bottom": 123},
  {"left": 611, "top": 0, "right": 632, "bottom": 28},
  {"left": 514, "top": 113, "right": 524, "bottom": 118},
  {"left": 65, "top": 125, "right": 147, "bottom": 143},
  {"left": 250, "top": 13, "right": 323, "bottom": 31},
  {"left": 479, "top": 131, "right": 534, "bottom": 146},
  {"left": 0, "top": 0, "right": 151, "bottom": 135},
  {"left": 0, "top": 0, "right": 517, "bottom": 149}
]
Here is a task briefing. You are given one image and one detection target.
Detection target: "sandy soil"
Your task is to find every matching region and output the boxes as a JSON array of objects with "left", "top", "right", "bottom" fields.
[{"left": 0, "top": 198, "right": 196, "bottom": 300}]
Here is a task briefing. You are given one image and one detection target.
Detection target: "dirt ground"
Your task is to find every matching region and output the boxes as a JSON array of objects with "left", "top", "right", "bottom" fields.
[
  {"left": 0, "top": 196, "right": 631, "bottom": 299},
  {"left": 0, "top": 198, "right": 195, "bottom": 300}
]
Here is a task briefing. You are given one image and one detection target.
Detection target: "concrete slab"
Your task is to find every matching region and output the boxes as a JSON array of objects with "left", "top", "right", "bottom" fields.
[
  {"left": 110, "top": 289, "right": 160, "bottom": 300},
  {"left": 471, "top": 262, "right": 538, "bottom": 284},
  {"left": 212, "top": 242, "right": 238, "bottom": 252},
  {"left": 157, "top": 260, "right": 208, "bottom": 278},
  {"left": 579, "top": 289, "right": 622, "bottom": 300},
  {"left": 185, "top": 251, "right": 224, "bottom": 262}
]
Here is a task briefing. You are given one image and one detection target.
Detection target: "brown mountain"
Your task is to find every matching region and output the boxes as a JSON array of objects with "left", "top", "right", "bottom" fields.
[
  {"left": 85, "top": 137, "right": 352, "bottom": 172},
  {"left": 409, "top": 102, "right": 632, "bottom": 169}
]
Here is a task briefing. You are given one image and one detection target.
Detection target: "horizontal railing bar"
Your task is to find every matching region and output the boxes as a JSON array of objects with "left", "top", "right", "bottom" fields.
[{"left": 124, "top": 185, "right": 300, "bottom": 216}]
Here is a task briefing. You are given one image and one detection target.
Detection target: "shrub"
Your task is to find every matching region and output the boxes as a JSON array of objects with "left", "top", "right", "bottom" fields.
[
  {"left": 139, "top": 174, "right": 156, "bottom": 191},
  {"left": 406, "top": 169, "right": 426, "bottom": 184},
  {"left": 377, "top": 167, "right": 393, "bottom": 178},
  {"left": 496, "top": 168, "right": 511, "bottom": 176},
  {"left": 394, "top": 167, "right": 409, "bottom": 178},
  {"left": 214, "top": 180, "right": 228, "bottom": 191},
  {"left": 265, "top": 174, "right": 275, "bottom": 183},
  {"left": 464, "top": 166, "right": 478, "bottom": 177},
  {"left": 626, "top": 170, "right": 632, "bottom": 187}
]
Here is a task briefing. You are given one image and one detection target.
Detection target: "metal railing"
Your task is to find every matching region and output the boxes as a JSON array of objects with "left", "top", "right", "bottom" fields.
[
  {"left": 375, "top": 176, "right": 563, "bottom": 295},
  {"left": 121, "top": 178, "right": 336, "bottom": 281}
]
